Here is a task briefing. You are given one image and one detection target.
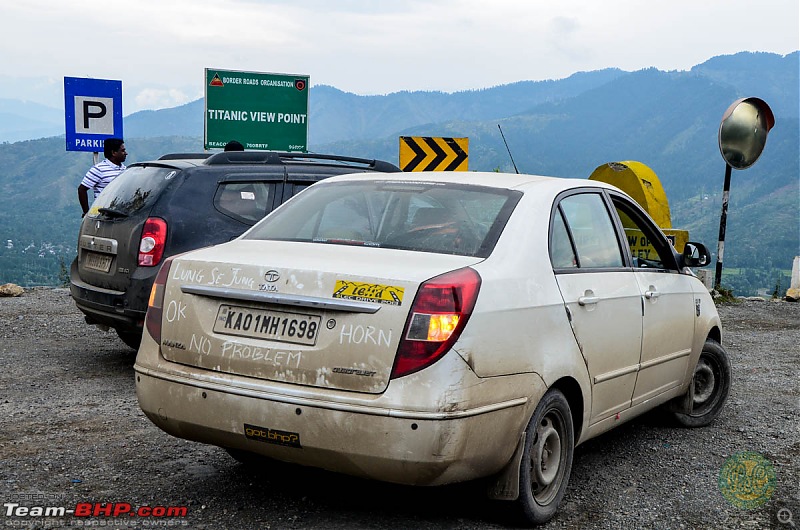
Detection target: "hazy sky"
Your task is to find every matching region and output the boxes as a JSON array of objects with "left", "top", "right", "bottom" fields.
[{"left": 3, "top": 0, "right": 798, "bottom": 114}]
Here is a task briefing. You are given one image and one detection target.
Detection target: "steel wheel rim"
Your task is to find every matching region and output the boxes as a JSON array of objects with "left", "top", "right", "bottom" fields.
[
  {"left": 692, "top": 355, "right": 720, "bottom": 415},
  {"left": 530, "top": 410, "right": 566, "bottom": 504}
]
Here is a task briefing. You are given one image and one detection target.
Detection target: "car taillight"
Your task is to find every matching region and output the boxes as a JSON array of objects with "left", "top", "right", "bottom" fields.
[
  {"left": 391, "top": 267, "right": 481, "bottom": 379},
  {"left": 145, "top": 257, "right": 174, "bottom": 343},
  {"left": 138, "top": 217, "right": 167, "bottom": 266}
]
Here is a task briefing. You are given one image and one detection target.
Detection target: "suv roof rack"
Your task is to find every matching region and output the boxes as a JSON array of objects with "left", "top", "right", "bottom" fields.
[
  {"left": 204, "top": 151, "right": 399, "bottom": 172},
  {"left": 158, "top": 153, "right": 213, "bottom": 160}
]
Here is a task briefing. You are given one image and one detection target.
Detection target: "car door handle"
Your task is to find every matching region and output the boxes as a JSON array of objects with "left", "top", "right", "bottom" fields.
[
  {"left": 644, "top": 290, "right": 660, "bottom": 299},
  {"left": 578, "top": 295, "right": 599, "bottom": 306}
]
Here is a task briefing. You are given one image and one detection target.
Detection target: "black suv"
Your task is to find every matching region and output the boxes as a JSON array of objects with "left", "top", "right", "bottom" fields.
[{"left": 70, "top": 151, "right": 400, "bottom": 349}]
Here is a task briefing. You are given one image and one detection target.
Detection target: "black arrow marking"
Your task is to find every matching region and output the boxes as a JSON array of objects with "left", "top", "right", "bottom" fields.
[
  {"left": 401, "top": 136, "right": 427, "bottom": 172},
  {"left": 424, "top": 137, "right": 447, "bottom": 171},
  {"left": 443, "top": 138, "right": 467, "bottom": 171}
]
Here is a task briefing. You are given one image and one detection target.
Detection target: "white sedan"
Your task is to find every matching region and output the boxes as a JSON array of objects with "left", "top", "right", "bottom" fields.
[{"left": 135, "top": 171, "right": 730, "bottom": 525}]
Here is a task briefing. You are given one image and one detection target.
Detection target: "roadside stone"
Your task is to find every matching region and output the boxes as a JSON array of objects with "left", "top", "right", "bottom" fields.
[
  {"left": 739, "top": 296, "right": 766, "bottom": 302},
  {"left": 787, "top": 256, "right": 800, "bottom": 302},
  {"left": 0, "top": 283, "right": 24, "bottom": 297}
]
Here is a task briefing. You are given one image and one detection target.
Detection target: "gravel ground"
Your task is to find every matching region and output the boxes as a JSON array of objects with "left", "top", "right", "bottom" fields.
[{"left": 1, "top": 288, "right": 798, "bottom": 529}]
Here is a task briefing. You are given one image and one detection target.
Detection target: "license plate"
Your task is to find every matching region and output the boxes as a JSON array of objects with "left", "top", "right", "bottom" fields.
[
  {"left": 84, "top": 251, "right": 113, "bottom": 273},
  {"left": 214, "top": 305, "right": 321, "bottom": 346}
]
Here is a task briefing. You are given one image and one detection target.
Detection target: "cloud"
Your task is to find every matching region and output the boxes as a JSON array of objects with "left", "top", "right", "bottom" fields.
[
  {"left": 130, "top": 87, "right": 202, "bottom": 114},
  {"left": 1, "top": 0, "right": 796, "bottom": 110}
]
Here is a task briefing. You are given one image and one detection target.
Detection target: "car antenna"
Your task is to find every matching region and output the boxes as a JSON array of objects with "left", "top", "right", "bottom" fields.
[{"left": 497, "top": 124, "right": 519, "bottom": 174}]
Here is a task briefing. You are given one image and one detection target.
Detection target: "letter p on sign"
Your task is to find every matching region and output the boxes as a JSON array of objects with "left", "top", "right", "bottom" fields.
[{"left": 74, "top": 96, "right": 114, "bottom": 134}]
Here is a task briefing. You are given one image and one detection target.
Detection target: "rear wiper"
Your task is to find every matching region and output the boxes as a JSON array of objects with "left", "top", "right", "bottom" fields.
[{"left": 98, "top": 207, "right": 129, "bottom": 219}]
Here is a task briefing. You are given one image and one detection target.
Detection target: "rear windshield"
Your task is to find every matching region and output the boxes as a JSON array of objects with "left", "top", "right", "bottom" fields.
[
  {"left": 90, "top": 165, "right": 178, "bottom": 217},
  {"left": 244, "top": 180, "right": 521, "bottom": 258}
]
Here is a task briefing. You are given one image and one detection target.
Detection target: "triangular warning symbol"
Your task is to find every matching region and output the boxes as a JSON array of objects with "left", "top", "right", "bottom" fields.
[{"left": 209, "top": 73, "right": 224, "bottom": 87}]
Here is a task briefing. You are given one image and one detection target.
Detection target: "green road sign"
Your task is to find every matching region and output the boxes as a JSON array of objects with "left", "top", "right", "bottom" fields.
[{"left": 205, "top": 69, "right": 309, "bottom": 152}]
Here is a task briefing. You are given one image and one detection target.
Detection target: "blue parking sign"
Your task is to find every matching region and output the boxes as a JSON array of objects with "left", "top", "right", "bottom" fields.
[{"left": 64, "top": 77, "right": 123, "bottom": 152}]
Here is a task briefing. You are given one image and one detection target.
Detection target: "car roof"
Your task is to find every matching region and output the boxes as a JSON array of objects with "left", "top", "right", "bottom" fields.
[
  {"left": 128, "top": 159, "right": 206, "bottom": 170},
  {"left": 321, "top": 170, "right": 621, "bottom": 194},
  {"left": 129, "top": 151, "right": 401, "bottom": 173}
]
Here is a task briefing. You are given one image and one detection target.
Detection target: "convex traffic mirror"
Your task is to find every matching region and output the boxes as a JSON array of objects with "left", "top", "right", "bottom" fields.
[{"left": 718, "top": 97, "right": 775, "bottom": 170}]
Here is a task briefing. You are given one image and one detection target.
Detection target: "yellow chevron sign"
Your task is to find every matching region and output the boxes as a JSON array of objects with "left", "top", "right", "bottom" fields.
[{"left": 399, "top": 136, "right": 468, "bottom": 172}]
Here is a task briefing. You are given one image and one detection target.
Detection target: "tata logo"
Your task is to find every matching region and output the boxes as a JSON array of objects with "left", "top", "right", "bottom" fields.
[{"left": 264, "top": 270, "right": 280, "bottom": 283}]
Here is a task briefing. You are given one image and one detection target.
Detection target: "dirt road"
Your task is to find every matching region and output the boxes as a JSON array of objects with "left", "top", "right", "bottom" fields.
[{"left": 1, "top": 288, "right": 798, "bottom": 529}]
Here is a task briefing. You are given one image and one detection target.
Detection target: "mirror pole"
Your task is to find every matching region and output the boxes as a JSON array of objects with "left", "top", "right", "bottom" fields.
[{"left": 714, "top": 164, "right": 733, "bottom": 289}]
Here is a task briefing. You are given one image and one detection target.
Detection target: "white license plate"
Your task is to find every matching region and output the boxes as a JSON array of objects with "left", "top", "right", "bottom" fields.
[
  {"left": 84, "top": 251, "right": 113, "bottom": 273},
  {"left": 214, "top": 305, "right": 321, "bottom": 346}
]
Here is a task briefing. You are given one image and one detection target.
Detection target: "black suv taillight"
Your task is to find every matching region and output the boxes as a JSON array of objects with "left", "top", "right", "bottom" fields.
[
  {"left": 139, "top": 217, "right": 167, "bottom": 266},
  {"left": 145, "top": 257, "right": 174, "bottom": 343},
  {"left": 391, "top": 267, "right": 482, "bottom": 379}
]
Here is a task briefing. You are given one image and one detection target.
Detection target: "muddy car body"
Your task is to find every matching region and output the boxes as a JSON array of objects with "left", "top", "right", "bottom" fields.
[{"left": 135, "top": 171, "right": 730, "bottom": 525}]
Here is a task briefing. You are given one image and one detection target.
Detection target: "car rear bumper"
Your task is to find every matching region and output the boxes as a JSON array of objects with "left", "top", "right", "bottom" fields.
[
  {"left": 134, "top": 333, "right": 542, "bottom": 486},
  {"left": 69, "top": 258, "right": 149, "bottom": 332}
]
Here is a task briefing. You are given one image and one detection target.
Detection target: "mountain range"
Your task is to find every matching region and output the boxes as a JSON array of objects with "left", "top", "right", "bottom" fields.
[{"left": 0, "top": 51, "right": 797, "bottom": 295}]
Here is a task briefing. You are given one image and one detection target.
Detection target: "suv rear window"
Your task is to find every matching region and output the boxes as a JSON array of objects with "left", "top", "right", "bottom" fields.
[
  {"left": 90, "top": 165, "right": 177, "bottom": 217},
  {"left": 244, "top": 180, "right": 521, "bottom": 258}
]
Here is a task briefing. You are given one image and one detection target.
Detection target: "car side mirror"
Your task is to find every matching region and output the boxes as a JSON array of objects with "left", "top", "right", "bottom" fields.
[{"left": 682, "top": 242, "right": 710, "bottom": 268}]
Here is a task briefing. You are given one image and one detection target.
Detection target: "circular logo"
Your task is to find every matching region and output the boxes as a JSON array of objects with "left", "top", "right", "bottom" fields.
[
  {"left": 264, "top": 270, "right": 280, "bottom": 283},
  {"left": 718, "top": 451, "right": 776, "bottom": 509},
  {"left": 326, "top": 319, "right": 336, "bottom": 330}
]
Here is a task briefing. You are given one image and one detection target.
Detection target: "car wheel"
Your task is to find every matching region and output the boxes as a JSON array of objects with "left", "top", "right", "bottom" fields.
[
  {"left": 516, "top": 388, "right": 574, "bottom": 525},
  {"left": 116, "top": 329, "right": 142, "bottom": 350},
  {"left": 674, "top": 339, "right": 731, "bottom": 427}
]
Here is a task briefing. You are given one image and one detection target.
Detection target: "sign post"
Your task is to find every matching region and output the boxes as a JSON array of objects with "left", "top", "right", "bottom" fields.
[
  {"left": 63, "top": 77, "right": 123, "bottom": 156},
  {"left": 204, "top": 69, "right": 309, "bottom": 152}
]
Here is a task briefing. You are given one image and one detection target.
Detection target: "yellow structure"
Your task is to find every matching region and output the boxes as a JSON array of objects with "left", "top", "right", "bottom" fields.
[{"left": 589, "top": 161, "right": 689, "bottom": 253}]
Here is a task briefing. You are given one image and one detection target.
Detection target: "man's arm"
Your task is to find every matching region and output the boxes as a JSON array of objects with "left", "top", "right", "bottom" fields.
[{"left": 78, "top": 184, "right": 91, "bottom": 216}]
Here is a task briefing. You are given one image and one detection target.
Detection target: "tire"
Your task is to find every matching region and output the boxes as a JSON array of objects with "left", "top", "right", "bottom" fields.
[
  {"left": 673, "top": 339, "right": 731, "bottom": 427},
  {"left": 516, "top": 388, "right": 574, "bottom": 526},
  {"left": 116, "top": 329, "right": 143, "bottom": 350}
]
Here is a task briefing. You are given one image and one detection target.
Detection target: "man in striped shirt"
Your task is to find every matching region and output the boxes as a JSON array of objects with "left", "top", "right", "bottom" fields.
[{"left": 78, "top": 138, "right": 128, "bottom": 217}]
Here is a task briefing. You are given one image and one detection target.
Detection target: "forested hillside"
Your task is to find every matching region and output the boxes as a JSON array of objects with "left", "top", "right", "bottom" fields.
[
  {"left": 0, "top": 136, "right": 200, "bottom": 285},
  {"left": 0, "top": 51, "right": 796, "bottom": 294}
]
